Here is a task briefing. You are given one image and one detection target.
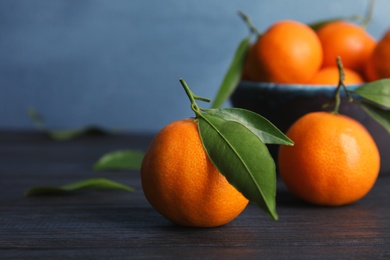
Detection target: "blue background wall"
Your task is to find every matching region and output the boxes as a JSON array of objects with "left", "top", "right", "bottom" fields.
[{"left": 1, "top": 0, "right": 389, "bottom": 133}]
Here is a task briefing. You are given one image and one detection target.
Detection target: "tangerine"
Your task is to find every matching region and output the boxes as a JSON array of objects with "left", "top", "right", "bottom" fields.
[
  {"left": 252, "top": 20, "right": 323, "bottom": 84},
  {"left": 316, "top": 21, "right": 376, "bottom": 74},
  {"left": 278, "top": 112, "right": 380, "bottom": 206},
  {"left": 242, "top": 44, "right": 260, "bottom": 81},
  {"left": 365, "top": 28, "right": 390, "bottom": 81},
  {"left": 308, "top": 66, "right": 364, "bottom": 85},
  {"left": 364, "top": 56, "right": 379, "bottom": 82},
  {"left": 140, "top": 118, "right": 249, "bottom": 227}
]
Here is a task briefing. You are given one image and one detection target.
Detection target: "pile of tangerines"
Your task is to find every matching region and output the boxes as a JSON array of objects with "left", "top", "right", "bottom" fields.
[
  {"left": 140, "top": 19, "right": 385, "bottom": 228},
  {"left": 242, "top": 19, "right": 390, "bottom": 85}
]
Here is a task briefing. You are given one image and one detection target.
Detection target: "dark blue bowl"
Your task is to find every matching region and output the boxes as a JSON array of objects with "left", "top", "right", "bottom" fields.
[{"left": 231, "top": 81, "right": 390, "bottom": 174}]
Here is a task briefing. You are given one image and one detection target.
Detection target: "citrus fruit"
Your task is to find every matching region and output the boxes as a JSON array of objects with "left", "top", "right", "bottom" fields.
[
  {"left": 140, "top": 118, "right": 249, "bottom": 227},
  {"left": 252, "top": 20, "right": 323, "bottom": 84},
  {"left": 364, "top": 56, "right": 379, "bottom": 82},
  {"left": 242, "top": 44, "right": 260, "bottom": 81},
  {"left": 308, "top": 66, "right": 364, "bottom": 85},
  {"left": 316, "top": 21, "right": 376, "bottom": 74},
  {"left": 278, "top": 112, "right": 380, "bottom": 206},
  {"left": 365, "top": 28, "right": 390, "bottom": 81}
]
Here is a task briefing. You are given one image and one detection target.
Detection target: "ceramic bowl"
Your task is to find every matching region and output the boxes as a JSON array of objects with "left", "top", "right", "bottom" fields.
[{"left": 231, "top": 81, "right": 390, "bottom": 174}]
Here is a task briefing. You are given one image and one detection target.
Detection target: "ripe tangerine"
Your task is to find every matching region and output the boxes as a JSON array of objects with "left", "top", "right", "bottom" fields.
[
  {"left": 308, "top": 66, "right": 364, "bottom": 85},
  {"left": 278, "top": 112, "right": 380, "bottom": 206},
  {"left": 365, "top": 28, "right": 390, "bottom": 81},
  {"left": 140, "top": 118, "right": 249, "bottom": 227},
  {"left": 316, "top": 21, "right": 376, "bottom": 74},
  {"left": 252, "top": 20, "right": 323, "bottom": 84}
]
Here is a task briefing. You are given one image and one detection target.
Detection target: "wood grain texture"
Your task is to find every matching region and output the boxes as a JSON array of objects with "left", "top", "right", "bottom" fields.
[{"left": 0, "top": 131, "right": 389, "bottom": 259}]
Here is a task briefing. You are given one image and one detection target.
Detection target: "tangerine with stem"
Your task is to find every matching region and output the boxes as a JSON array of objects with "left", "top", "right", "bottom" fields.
[
  {"left": 278, "top": 59, "right": 380, "bottom": 206},
  {"left": 141, "top": 80, "right": 249, "bottom": 227}
]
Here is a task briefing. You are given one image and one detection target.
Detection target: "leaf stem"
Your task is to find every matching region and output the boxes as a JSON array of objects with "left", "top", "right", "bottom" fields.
[
  {"left": 179, "top": 79, "right": 210, "bottom": 117},
  {"left": 237, "top": 11, "right": 261, "bottom": 36},
  {"left": 361, "top": 0, "right": 375, "bottom": 29}
]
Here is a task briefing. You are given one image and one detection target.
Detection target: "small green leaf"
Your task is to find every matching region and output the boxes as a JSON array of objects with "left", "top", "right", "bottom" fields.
[
  {"left": 24, "top": 178, "right": 135, "bottom": 197},
  {"left": 198, "top": 115, "right": 278, "bottom": 220},
  {"left": 211, "top": 35, "right": 251, "bottom": 108},
  {"left": 48, "top": 126, "right": 110, "bottom": 141},
  {"left": 308, "top": 18, "right": 344, "bottom": 31},
  {"left": 27, "top": 107, "right": 46, "bottom": 131},
  {"left": 359, "top": 101, "right": 390, "bottom": 134},
  {"left": 354, "top": 79, "right": 390, "bottom": 109},
  {"left": 61, "top": 178, "right": 134, "bottom": 191},
  {"left": 93, "top": 150, "right": 145, "bottom": 171},
  {"left": 24, "top": 186, "right": 69, "bottom": 196},
  {"left": 27, "top": 108, "right": 117, "bottom": 141},
  {"left": 307, "top": 14, "right": 364, "bottom": 31},
  {"left": 204, "top": 108, "right": 293, "bottom": 145}
]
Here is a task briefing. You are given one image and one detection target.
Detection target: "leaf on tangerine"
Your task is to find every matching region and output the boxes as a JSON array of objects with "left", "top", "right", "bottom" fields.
[
  {"left": 197, "top": 115, "right": 278, "bottom": 220},
  {"left": 359, "top": 101, "right": 390, "bottom": 134},
  {"left": 354, "top": 79, "right": 390, "bottom": 109},
  {"left": 204, "top": 107, "right": 293, "bottom": 145}
]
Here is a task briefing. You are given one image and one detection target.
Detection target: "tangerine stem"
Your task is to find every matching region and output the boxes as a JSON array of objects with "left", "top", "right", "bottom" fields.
[
  {"left": 361, "top": 0, "right": 375, "bottom": 29},
  {"left": 333, "top": 57, "right": 354, "bottom": 114},
  {"left": 179, "top": 79, "right": 210, "bottom": 117},
  {"left": 238, "top": 11, "right": 261, "bottom": 36}
]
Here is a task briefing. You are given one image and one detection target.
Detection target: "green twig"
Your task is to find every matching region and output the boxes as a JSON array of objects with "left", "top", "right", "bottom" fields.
[
  {"left": 361, "top": 0, "right": 375, "bottom": 29},
  {"left": 237, "top": 11, "right": 261, "bottom": 36},
  {"left": 180, "top": 79, "right": 210, "bottom": 116},
  {"left": 332, "top": 57, "right": 354, "bottom": 114}
]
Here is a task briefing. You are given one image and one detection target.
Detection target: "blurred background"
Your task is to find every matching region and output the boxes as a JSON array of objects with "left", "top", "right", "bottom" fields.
[{"left": 1, "top": 0, "right": 389, "bottom": 133}]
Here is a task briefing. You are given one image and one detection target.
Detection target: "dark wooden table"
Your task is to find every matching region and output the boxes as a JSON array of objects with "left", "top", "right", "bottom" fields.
[{"left": 1, "top": 130, "right": 389, "bottom": 259}]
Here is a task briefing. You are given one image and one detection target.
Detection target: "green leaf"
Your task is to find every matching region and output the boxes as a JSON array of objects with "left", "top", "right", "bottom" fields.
[
  {"left": 27, "top": 108, "right": 117, "bottom": 141},
  {"left": 308, "top": 18, "right": 344, "bottom": 31},
  {"left": 48, "top": 126, "right": 109, "bottom": 141},
  {"left": 307, "top": 14, "right": 363, "bottom": 31},
  {"left": 24, "top": 178, "right": 135, "bottom": 197},
  {"left": 211, "top": 35, "right": 251, "bottom": 108},
  {"left": 359, "top": 101, "right": 390, "bottom": 134},
  {"left": 24, "top": 186, "right": 69, "bottom": 196},
  {"left": 354, "top": 79, "right": 390, "bottom": 109},
  {"left": 27, "top": 107, "right": 46, "bottom": 131},
  {"left": 203, "top": 108, "right": 293, "bottom": 146},
  {"left": 198, "top": 114, "right": 278, "bottom": 220},
  {"left": 93, "top": 150, "right": 145, "bottom": 171}
]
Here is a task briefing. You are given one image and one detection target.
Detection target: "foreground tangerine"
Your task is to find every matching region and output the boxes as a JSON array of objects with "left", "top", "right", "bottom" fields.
[
  {"left": 278, "top": 112, "right": 380, "bottom": 206},
  {"left": 252, "top": 20, "right": 323, "bottom": 84},
  {"left": 308, "top": 66, "right": 364, "bottom": 85},
  {"left": 141, "top": 118, "right": 249, "bottom": 227},
  {"left": 316, "top": 21, "right": 376, "bottom": 74}
]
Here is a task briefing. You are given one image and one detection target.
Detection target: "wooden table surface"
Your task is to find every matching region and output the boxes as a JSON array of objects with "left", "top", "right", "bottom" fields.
[{"left": 1, "top": 130, "right": 389, "bottom": 259}]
